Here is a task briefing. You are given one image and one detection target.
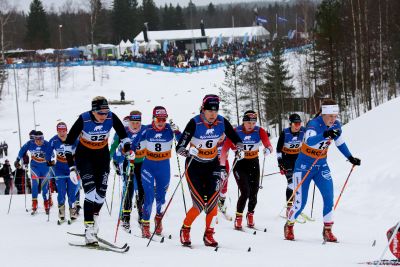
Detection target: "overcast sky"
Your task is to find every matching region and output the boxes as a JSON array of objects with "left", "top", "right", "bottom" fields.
[{"left": 15, "top": 0, "right": 267, "bottom": 13}]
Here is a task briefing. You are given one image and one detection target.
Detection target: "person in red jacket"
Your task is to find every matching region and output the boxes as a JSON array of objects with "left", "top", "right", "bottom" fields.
[{"left": 220, "top": 110, "right": 273, "bottom": 229}]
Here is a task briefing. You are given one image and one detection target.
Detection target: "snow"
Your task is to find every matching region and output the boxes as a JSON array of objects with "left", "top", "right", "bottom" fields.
[{"left": 0, "top": 63, "right": 399, "bottom": 267}]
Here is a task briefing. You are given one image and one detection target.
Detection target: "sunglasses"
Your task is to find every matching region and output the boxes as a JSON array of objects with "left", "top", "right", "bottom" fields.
[
  {"left": 154, "top": 117, "right": 167, "bottom": 123},
  {"left": 34, "top": 136, "right": 44, "bottom": 141},
  {"left": 246, "top": 113, "right": 258, "bottom": 119},
  {"left": 96, "top": 111, "right": 109, "bottom": 116}
]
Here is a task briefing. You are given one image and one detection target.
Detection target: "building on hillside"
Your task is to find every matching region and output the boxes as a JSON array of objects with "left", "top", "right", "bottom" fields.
[{"left": 133, "top": 26, "right": 270, "bottom": 51}]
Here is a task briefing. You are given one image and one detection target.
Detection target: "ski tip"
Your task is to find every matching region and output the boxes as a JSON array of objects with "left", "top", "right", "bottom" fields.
[
  {"left": 248, "top": 247, "right": 251, "bottom": 252},
  {"left": 253, "top": 231, "right": 257, "bottom": 235},
  {"left": 168, "top": 234, "right": 172, "bottom": 239},
  {"left": 372, "top": 240, "right": 376, "bottom": 247},
  {"left": 214, "top": 246, "right": 219, "bottom": 252},
  {"left": 264, "top": 228, "right": 267, "bottom": 232},
  {"left": 160, "top": 237, "right": 165, "bottom": 243}
]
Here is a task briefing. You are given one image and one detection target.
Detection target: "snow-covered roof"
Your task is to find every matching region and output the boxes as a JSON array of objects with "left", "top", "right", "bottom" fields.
[
  {"left": 36, "top": 48, "right": 55, "bottom": 55},
  {"left": 134, "top": 26, "right": 270, "bottom": 42}
]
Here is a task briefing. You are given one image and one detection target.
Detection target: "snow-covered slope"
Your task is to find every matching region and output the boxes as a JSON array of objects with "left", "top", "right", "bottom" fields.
[{"left": 0, "top": 66, "right": 399, "bottom": 267}]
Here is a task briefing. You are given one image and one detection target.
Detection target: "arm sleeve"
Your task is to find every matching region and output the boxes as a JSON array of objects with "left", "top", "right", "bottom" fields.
[
  {"left": 334, "top": 126, "right": 352, "bottom": 158},
  {"left": 303, "top": 126, "right": 326, "bottom": 146},
  {"left": 219, "top": 138, "right": 234, "bottom": 166},
  {"left": 224, "top": 119, "right": 242, "bottom": 145},
  {"left": 65, "top": 116, "right": 83, "bottom": 167},
  {"left": 276, "top": 130, "right": 285, "bottom": 159},
  {"left": 112, "top": 113, "right": 128, "bottom": 142},
  {"left": 109, "top": 133, "right": 120, "bottom": 158},
  {"left": 17, "top": 142, "right": 30, "bottom": 160},
  {"left": 176, "top": 119, "right": 196, "bottom": 151},
  {"left": 259, "top": 127, "right": 272, "bottom": 148}
]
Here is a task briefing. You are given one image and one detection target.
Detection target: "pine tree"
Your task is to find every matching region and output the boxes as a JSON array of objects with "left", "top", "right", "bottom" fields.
[
  {"left": 174, "top": 4, "right": 185, "bottom": 29},
  {"left": 142, "top": 0, "right": 160, "bottom": 31},
  {"left": 262, "top": 39, "right": 294, "bottom": 132},
  {"left": 112, "top": 0, "right": 138, "bottom": 42},
  {"left": 207, "top": 3, "right": 216, "bottom": 17},
  {"left": 25, "top": 0, "right": 50, "bottom": 49}
]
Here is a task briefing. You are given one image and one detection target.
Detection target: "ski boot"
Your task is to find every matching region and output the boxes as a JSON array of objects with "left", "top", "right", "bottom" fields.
[
  {"left": 323, "top": 222, "right": 337, "bottom": 242},
  {"left": 44, "top": 200, "right": 50, "bottom": 215},
  {"left": 203, "top": 227, "right": 218, "bottom": 247},
  {"left": 284, "top": 221, "right": 295, "bottom": 240},
  {"left": 180, "top": 225, "right": 191, "bottom": 246},
  {"left": 84, "top": 223, "right": 98, "bottom": 245},
  {"left": 154, "top": 214, "right": 163, "bottom": 235},
  {"left": 121, "top": 212, "right": 131, "bottom": 232},
  {"left": 246, "top": 211, "right": 255, "bottom": 228},
  {"left": 234, "top": 212, "right": 243, "bottom": 230},
  {"left": 218, "top": 197, "right": 227, "bottom": 213},
  {"left": 58, "top": 204, "right": 65, "bottom": 223},
  {"left": 70, "top": 207, "right": 78, "bottom": 221},
  {"left": 141, "top": 220, "right": 151, "bottom": 239},
  {"left": 32, "top": 199, "right": 38, "bottom": 213}
]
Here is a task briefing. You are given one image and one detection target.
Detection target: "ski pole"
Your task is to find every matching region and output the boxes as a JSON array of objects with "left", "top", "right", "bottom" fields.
[
  {"left": 24, "top": 167, "right": 28, "bottom": 212},
  {"left": 259, "top": 150, "right": 268, "bottom": 189},
  {"left": 334, "top": 165, "right": 356, "bottom": 210},
  {"left": 109, "top": 172, "right": 117, "bottom": 216},
  {"left": 114, "top": 159, "right": 133, "bottom": 243},
  {"left": 310, "top": 183, "right": 316, "bottom": 218},
  {"left": 263, "top": 171, "right": 280, "bottom": 177},
  {"left": 47, "top": 167, "right": 56, "bottom": 222},
  {"left": 147, "top": 156, "right": 194, "bottom": 247},
  {"left": 7, "top": 168, "right": 18, "bottom": 214},
  {"left": 170, "top": 119, "right": 187, "bottom": 214},
  {"left": 280, "top": 140, "right": 331, "bottom": 216},
  {"left": 375, "top": 221, "right": 400, "bottom": 267}
]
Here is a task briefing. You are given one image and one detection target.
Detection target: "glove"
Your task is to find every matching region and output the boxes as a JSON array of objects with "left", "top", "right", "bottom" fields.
[
  {"left": 69, "top": 166, "right": 79, "bottom": 185},
  {"left": 348, "top": 156, "right": 361, "bottom": 166},
  {"left": 46, "top": 160, "right": 55, "bottom": 166},
  {"left": 323, "top": 129, "right": 341, "bottom": 139},
  {"left": 170, "top": 121, "right": 179, "bottom": 132},
  {"left": 220, "top": 165, "right": 228, "bottom": 181},
  {"left": 113, "top": 161, "right": 121, "bottom": 175},
  {"left": 177, "top": 147, "right": 189, "bottom": 157},
  {"left": 123, "top": 141, "right": 132, "bottom": 155},
  {"left": 235, "top": 142, "right": 245, "bottom": 160},
  {"left": 264, "top": 146, "right": 273, "bottom": 155},
  {"left": 188, "top": 147, "right": 199, "bottom": 157},
  {"left": 125, "top": 150, "right": 135, "bottom": 162},
  {"left": 14, "top": 159, "right": 21, "bottom": 169},
  {"left": 278, "top": 158, "right": 287, "bottom": 175}
]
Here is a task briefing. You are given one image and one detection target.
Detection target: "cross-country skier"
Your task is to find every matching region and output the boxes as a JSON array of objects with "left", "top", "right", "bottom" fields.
[
  {"left": 220, "top": 110, "right": 273, "bottom": 230},
  {"left": 49, "top": 122, "right": 79, "bottom": 223},
  {"left": 176, "top": 94, "right": 243, "bottom": 247},
  {"left": 276, "top": 113, "right": 306, "bottom": 216},
  {"left": 64, "top": 96, "right": 131, "bottom": 245},
  {"left": 137, "top": 106, "right": 181, "bottom": 238},
  {"left": 15, "top": 131, "right": 53, "bottom": 214},
  {"left": 110, "top": 110, "right": 146, "bottom": 230},
  {"left": 284, "top": 99, "right": 361, "bottom": 242}
]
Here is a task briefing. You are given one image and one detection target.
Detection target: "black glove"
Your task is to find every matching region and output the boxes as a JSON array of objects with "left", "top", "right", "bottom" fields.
[
  {"left": 323, "top": 129, "right": 341, "bottom": 139},
  {"left": 123, "top": 141, "right": 132, "bottom": 154},
  {"left": 348, "top": 156, "right": 361, "bottom": 166},
  {"left": 177, "top": 147, "right": 190, "bottom": 158},
  {"left": 14, "top": 159, "right": 21, "bottom": 169}
]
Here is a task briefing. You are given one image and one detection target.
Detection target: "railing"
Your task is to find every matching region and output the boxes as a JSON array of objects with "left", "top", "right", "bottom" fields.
[{"left": 5, "top": 45, "right": 311, "bottom": 73}]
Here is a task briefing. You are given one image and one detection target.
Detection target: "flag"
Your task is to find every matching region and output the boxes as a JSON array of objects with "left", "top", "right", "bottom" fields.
[
  {"left": 163, "top": 40, "right": 168, "bottom": 53},
  {"left": 256, "top": 16, "right": 268, "bottom": 24},
  {"left": 249, "top": 32, "right": 253, "bottom": 42},
  {"left": 290, "top": 30, "right": 296, "bottom": 39},
  {"left": 287, "top": 30, "right": 292, "bottom": 39},
  {"left": 217, "top": 33, "right": 223, "bottom": 47},
  {"left": 210, "top": 36, "right": 217, "bottom": 46},
  {"left": 228, "top": 36, "right": 233, "bottom": 44},
  {"left": 297, "top": 17, "right": 305, "bottom": 23},
  {"left": 243, "top": 32, "right": 248, "bottom": 44},
  {"left": 278, "top": 16, "right": 288, "bottom": 23}
]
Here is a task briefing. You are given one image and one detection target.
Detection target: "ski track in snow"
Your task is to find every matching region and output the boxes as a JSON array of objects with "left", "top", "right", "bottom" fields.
[{"left": 0, "top": 64, "right": 399, "bottom": 266}]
